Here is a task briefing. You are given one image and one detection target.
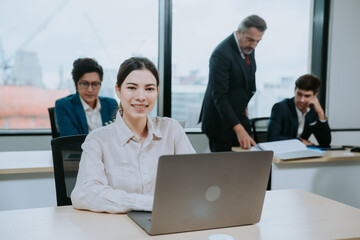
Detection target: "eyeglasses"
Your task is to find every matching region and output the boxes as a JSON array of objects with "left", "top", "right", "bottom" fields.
[{"left": 78, "top": 81, "right": 101, "bottom": 90}]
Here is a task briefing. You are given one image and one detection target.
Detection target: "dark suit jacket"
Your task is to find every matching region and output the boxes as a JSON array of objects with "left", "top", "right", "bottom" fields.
[
  {"left": 199, "top": 34, "right": 256, "bottom": 141},
  {"left": 267, "top": 97, "right": 331, "bottom": 147},
  {"left": 55, "top": 92, "right": 118, "bottom": 136}
]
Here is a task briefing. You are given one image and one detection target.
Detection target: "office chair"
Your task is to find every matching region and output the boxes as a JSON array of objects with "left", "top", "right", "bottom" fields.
[
  {"left": 51, "top": 134, "right": 87, "bottom": 206},
  {"left": 48, "top": 107, "right": 60, "bottom": 138},
  {"left": 251, "top": 117, "right": 271, "bottom": 190},
  {"left": 251, "top": 117, "right": 270, "bottom": 143}
]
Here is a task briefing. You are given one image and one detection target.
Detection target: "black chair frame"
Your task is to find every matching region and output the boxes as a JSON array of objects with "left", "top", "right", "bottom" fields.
[
  {"left": 251, "top": 117, "right": 270, "bottom": 143},
  {"left": 51, "top": 134, "right": 87, "bottom": 206},
  {"left": 48, "top": 107, "right": 60, "bottom": 138}
]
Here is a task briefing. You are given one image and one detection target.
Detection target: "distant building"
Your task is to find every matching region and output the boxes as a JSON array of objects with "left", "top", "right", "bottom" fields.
[
  {"left": 172, "top": 84, "right": 206, "bottom": 128},
  {"left": 0, "top": 85, "right": 70, "bottom": 129},
  {"left": 10, "top": 50, "right": 43, "bottom": 87},
  {"left": 99, "top": 68, "right": 117, "bottom": 99}
]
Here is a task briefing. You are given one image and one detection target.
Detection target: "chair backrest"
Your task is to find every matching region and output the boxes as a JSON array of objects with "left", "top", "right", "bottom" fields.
[
  {"left": 251, "top": 117, "right": 270, "bottom": 143},
  {"left": 48, "top": 107, "right": 60, "bottom": 138},
  {"left": 51, "top": 134, "right": 87, "bottom": 206}
]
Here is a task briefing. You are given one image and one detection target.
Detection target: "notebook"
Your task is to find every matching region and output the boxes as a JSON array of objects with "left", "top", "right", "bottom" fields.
[
  {"left": 256, "top": 139, "right": 324, "bottom": 160},
  {"left": 127, "top": 151, "right": 273, "bottom": 235}
]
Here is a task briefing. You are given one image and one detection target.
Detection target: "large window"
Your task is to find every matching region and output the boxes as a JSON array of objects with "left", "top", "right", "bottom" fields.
[
  {"left": 1, "top": 0, "right": 313, "bottom": 131},
  {"left": 172, "top": 0, "right": 312, "bottom": 128},
  {"left": 0, "top": 0, "right": 158, "bottom": 129}
]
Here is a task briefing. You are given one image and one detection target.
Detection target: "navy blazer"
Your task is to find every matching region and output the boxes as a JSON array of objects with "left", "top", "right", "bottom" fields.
[
  {"left": 267, "top": 97, "right": 331, "bottom": 147},
  {"left": 55, "top": 93, "right": 118, "bottom": 136},
  {"left": 199, "top": 34, "right": 256, "bottom": 141}
]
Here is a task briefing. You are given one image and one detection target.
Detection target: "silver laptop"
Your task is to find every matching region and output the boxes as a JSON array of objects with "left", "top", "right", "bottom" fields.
[{"left": 127, "top": 151, "right": 273, "bottom": 235}]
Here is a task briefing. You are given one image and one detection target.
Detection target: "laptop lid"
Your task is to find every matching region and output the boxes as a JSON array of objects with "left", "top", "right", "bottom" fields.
[{"left": 128, "top": 151, "right": 273, "bottom": 235}]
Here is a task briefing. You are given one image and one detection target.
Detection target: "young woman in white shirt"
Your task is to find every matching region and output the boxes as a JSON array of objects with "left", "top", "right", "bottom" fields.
[{"left": 71, "top": 57, "right": 195, "bottom": 213}]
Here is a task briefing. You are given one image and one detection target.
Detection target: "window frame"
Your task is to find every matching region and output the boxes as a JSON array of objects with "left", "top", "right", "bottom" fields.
[{"left": 159, "top": 0, "right": 330, "bottom": 127}]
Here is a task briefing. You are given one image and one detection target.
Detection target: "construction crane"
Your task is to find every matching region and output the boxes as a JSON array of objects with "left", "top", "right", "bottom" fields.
[{"left": 0, "top": 0, "right": 70, "bottom": 84}]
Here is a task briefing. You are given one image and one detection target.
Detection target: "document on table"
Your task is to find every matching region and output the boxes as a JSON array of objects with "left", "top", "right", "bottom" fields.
[{"left": 253, "top": 139, "right": 324, "bottom": 160}]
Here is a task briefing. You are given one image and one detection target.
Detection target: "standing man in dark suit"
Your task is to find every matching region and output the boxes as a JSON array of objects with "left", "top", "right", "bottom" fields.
[
  {"left": 55, "top": 58, "right": 118, "bottom": 136},
  {"left": 199, "top": 15, "right": 267, "bottom": 151},
  {"left": 267, "top": 74, "right": 331, "bottom": 147}
]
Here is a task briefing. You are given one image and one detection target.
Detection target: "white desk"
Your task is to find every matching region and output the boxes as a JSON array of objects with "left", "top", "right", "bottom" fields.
[
  {"left": 1, "top": 189, "right": 359, "bottom": 240},
  {"left": 0, "top": 150, "right": 53, "bottom": 174},
  {"left": 271, "top": 150, "right": 360, "bottom": 209},
  {"left": 0, "top": 151, "right": 56, "bottom": 210},
  {"left": 232, "top": 148, "right": 360, "bottom": 209}
]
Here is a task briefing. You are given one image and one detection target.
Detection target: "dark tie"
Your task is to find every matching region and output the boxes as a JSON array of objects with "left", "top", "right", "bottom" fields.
[{"left": 245, "top": 54, "right": 250, "bottom": 66}]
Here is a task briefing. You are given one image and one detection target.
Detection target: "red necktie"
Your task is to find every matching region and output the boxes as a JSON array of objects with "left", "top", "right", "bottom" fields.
[{"left": 245, "top": 54, "right": 250, "bottom": 66}]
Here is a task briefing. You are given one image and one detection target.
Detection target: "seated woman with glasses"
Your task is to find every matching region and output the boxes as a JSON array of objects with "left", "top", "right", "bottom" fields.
[
  {"left": 71, "top": 57, "right": 195, "bottom": 213},
  {"left": 55, "top": 58, "right": 118, "bottom": 136}
]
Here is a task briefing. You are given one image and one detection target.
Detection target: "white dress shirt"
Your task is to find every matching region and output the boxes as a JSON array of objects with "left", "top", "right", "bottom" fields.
[
  {"left": 79, "top": 96, "right": 103, "bottom": 132},
  {"left": 295, "top": 106, "right": 310, "bottom": 138},
  {"left": 71, "top": 111, "right": 196, "bottom": 213},
  {"left": 233, "top": 31, "right": 246, "bottom": 59}
]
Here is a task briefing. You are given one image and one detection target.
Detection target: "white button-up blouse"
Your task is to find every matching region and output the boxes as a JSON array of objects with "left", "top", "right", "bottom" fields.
[{"left": 71, "top": 111, "right": 196, "bottom": 213}]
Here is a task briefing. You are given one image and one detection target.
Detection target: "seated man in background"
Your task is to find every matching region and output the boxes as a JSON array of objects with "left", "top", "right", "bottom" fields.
[
  {"left": 55, "top": 58, "right": 118, "bottom": 136},
  {"left": 267, "top": 74, "right": 331, "bottom": 146}
]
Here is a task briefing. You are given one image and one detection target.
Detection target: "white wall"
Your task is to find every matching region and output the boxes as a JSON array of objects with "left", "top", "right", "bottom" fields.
[
  {"left": 0, "top": 133, "right": 210, "bottom": 153},
  {"left": 0, "top": 172, "right": 56, "bottom": 211},
  {"left": 0, "top": 135, "right": 52, "bottom": 152},
  {"left": 327, "top": 0, "right": 360, "bottom": 130},
  {"left": 330, "top": 131, "right": 360, "bottom": 146}
]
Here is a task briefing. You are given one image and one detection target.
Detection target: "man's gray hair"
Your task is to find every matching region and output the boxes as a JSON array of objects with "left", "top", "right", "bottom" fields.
[{"left": 238, "top": 15, "right": 267, "bottom": 33}]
